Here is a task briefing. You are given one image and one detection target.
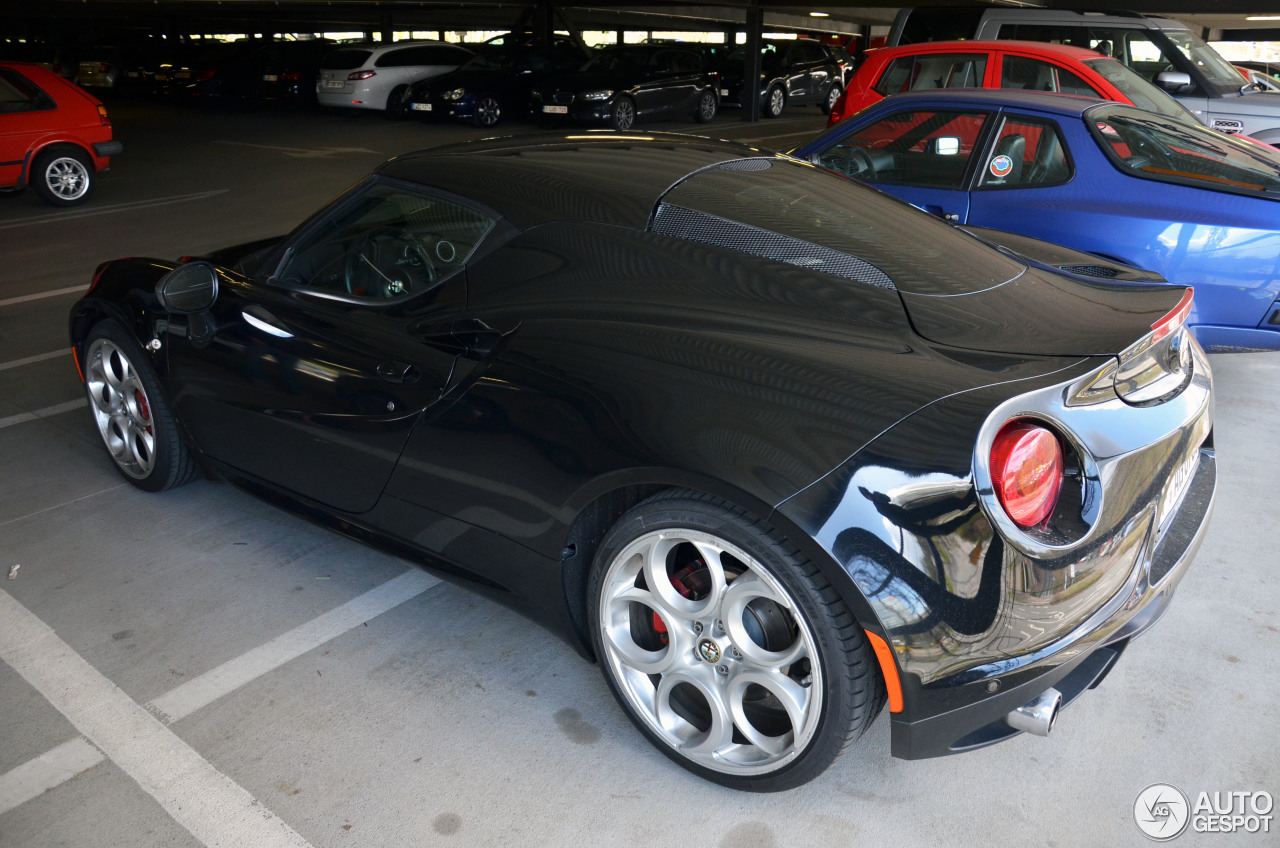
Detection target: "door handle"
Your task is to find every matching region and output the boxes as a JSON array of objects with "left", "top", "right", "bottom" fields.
[
  {"left": 241, "top": 305, "right": 293, "bottom": 338},
  {"left": 376, "top": 361, "right": 420, "bottom": 383}
]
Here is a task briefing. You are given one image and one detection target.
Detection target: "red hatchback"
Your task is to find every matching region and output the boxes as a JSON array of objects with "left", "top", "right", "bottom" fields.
[
  {"left": 0, "top": 61, "right": 121, "bottom": 205},
  {"left": 828, "top": 40, "right": 1195, "bottom": 128}
]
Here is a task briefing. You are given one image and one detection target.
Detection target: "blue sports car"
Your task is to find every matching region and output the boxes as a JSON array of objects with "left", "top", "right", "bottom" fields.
[{"left": 791, "top": 90, "right": 1280, "bottom": 351}]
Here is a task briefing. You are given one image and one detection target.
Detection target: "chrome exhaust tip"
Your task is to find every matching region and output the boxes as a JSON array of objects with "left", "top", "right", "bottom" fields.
[{"left": 1006, "top": 688, "right": 1062, "bottom": 737}]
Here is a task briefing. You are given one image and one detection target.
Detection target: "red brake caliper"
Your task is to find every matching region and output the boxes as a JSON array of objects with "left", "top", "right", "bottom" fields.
[
  {"left": 652, "top": 564, "right": 703, "bottom": 645},
  {"left": 135, "top": 390, "right": 153, "bottom": 433}
]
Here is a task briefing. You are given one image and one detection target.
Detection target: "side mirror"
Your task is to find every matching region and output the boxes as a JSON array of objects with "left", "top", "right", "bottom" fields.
[
  {"left": 928, "top": 136, "right": 961, "bottom": 155},
  {"left": 156, "top": 261, "right": 219, "bottom": 314},
  {"left": 1156, "top": 70, "right": 1193, "bottom": 94}
]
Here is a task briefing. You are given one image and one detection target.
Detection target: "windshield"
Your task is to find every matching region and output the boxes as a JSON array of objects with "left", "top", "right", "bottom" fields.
[
  {"left": 1082, "top": 57, "right": 1196, "bottom": 124},
  {"left": 1088, "top": 103, "right": 1280, "bottom": 196},
  {"left": 1160, "top": 28, "right": 1247, "bottom": 91}
]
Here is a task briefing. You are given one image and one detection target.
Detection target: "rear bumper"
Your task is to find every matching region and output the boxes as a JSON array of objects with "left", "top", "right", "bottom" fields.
[
  {"left": 889, "top": 445, "right": 1216, "bottom": 759},
  {"left": 93, "top": 141, "right": 122, "bottom": 159}
]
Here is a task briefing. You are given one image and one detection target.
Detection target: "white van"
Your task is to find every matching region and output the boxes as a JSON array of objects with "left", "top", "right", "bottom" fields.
[
  {"left": 888, "top": 8, "right": 1280, "bottom": 143},
  {"left": 317, "top": 41, "right": 473, "bottom": 117}
]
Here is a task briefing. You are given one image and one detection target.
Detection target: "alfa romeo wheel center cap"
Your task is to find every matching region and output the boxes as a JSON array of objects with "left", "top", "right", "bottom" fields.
[{"left": 697, "top": 638, "right": 721, "bottom": 664}]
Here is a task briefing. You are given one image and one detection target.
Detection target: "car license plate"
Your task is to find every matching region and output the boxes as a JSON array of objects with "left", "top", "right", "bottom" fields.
[
  {"left": 1158, "top": 452, "right": 1198, "bottom": 530},
  {"left": 411, "top": 102, "right": 431, "bottom": 111},
  {"left": 176, "top": 71, "right": 190, "bottom": 79},
  {"left": 263, "top": 74, "right": 278, "bottom": 82},
  {"left": 154, "top": 74, "right": 167, "bottom": 81},
  {"left": 719, "top": 88, "right": 729, "bottom": 97},
  {"left": 325, "top": 80, "right": 344, "bottom": 88},
  {"left": 543, "top": 105, "right": 568, "bottom": 114},
  {"left": 127, "top": 71, "right": 140, "bottom": 78}
]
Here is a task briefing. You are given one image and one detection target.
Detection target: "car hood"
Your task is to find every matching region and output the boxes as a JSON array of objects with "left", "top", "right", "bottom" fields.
[
  {"left": 900, "top": 227, "right": 1184, "bottom": 356},
  {"left": 1216, "top": 89, "right": 1280, "bottom": 117}
]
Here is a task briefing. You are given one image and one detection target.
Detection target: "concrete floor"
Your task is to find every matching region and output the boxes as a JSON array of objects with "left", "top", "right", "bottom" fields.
[{"left": 0, "top": 100, "right": 1276, "bottom": 848}]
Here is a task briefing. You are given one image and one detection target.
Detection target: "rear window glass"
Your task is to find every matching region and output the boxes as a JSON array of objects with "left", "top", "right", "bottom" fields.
[
  {"left": 654, "top": 157, "right": 1024, "bottom": 295},
  {"left": 1088, "top": 104, "right": 1280, "bottom": 196},
  {"left": 322, "top": 49, "right": 371, "bottom": 70}
]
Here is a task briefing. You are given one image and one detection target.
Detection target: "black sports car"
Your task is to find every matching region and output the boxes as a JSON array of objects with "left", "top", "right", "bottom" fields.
[
  {"left": 530, "top": 45, "right": 718, "bottom": 130},
  {"left": 69, "top": 133, "right": 1215, "bottom": 791}
]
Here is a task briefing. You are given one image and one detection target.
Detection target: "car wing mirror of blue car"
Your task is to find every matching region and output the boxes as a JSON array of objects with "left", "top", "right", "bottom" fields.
[{"left": 155, "top": 261, "right": 219, "bottom": 314}]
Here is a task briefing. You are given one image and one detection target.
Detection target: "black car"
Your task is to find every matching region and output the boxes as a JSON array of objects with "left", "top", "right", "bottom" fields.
[
  {"left": 719, "top": 38, "right": 843, "bottom": 118},
  {"left": 192, "top": 40, "right": 330, "bottom": 108},
  {"left": 530, "top": 45, "right": 718, "bottom": 130},
  {"left": 69, "top": 133, "right": 1215, "bottom": 791},
  {"left": 404, "top": 39, "right": 589, "bottom": 128}
]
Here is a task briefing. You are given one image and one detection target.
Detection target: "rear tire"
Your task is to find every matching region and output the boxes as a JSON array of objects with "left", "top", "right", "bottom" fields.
[
  {"left": 820, "top": 83, "right": 842, "bottom": 116},
  {"left": 385, "top": 84, "right": 409, "bottom": 120},
  {"left": 32, "top": 145, "right": 93, "bottom": 206},
  {"left": 588, "top": 491, "right": 883, "bottom": 791},
  {"left": 693, "top": 89, "right": 717, "bottom": 123},
  {"left": 82, "top": 320, "right": 199, "bottom": 492}
]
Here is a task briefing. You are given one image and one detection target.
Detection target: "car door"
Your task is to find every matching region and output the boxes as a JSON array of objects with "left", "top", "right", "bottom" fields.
[
  {"left": 164, "top": 180, "right": 498, "bottom": 515},
  {"left": 966, "top": 112, "right": 1076, "bottom": 233},
  {"left": 0, "top": 67, "right": 50, "bottom": 188},
  {"left": 635, "top": 50, "right": 684, "bottom": 115},
  {"left": 782, "top": 43, "right": 812, "bottom": 101},
  {"left": 810, "top": 106, "right": 994, "bottom": 223}
]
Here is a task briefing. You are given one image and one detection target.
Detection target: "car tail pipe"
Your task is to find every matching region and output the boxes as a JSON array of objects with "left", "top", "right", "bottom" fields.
[{"left": 1006, "top": 688, "right": 1062, "bottom": 737}]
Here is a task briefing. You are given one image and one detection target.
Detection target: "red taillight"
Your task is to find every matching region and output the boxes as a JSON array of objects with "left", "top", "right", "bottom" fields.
[
  {"left": 281, "top": 71, "right": 301, "bottom": 82},
  {"left": 348, "top": 70, "right": 375, "bottom": 81},
  {"left": 990, "top": 421, "right": 1063, "bottom": 528},
  {"left": 198, "top": 69, "right": 216, "bottom": 81},
  {"left": 99, "top": 62, "right": 111, "bottom": 73},
  {"left": 97, "top": 104, "right": 110, "bottom": 126},
  {"left": 1150, "top": 288, "right": 1194, "bottom": 344}
]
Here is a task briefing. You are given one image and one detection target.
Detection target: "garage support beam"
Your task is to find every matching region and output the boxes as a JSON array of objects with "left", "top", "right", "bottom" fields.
[{"left": 742, "top": 1, "right": 762, "bottom": 122}]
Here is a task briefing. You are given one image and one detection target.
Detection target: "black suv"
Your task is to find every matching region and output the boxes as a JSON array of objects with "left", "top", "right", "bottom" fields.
[{"left": 719, "top": 38, "right": 843, "bottom": 118}]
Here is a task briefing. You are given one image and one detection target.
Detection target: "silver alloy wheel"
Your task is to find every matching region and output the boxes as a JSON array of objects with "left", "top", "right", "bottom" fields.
[
  {"left": 84, "top": 338, "right": 156, "bottom": 479},
  {"left": 825, "top": 85, "right": 841, "bottom": 112},
  {"left": 698, "top": 91, "right": 716, "bottom": 121},
  {"left": 597, "top": 527, "right": 823, "bottom": 776},
  {"left": 766, "top": 86, "right": 785, "bottom": 117},
  {"left": 476, "top": 95, "right": 500, "bottom": 127},
  {"left": 612, "top": 98, "right": 635, "bottom": 130},
  {"left": 43, "top": 155, "right": 90, "bottom": 202}
]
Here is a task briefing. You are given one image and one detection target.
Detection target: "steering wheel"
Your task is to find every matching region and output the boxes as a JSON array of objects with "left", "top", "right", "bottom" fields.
[{"left": 343, "top": 228, "right": 437, "bottom": 297}]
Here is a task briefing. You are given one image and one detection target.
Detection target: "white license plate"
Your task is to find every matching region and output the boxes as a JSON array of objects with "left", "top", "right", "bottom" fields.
[
  {"left": 1158, "top": 452, "right": 1198, "bottom": 530},
  {"left": 411, "top": 102, "right": 431, "bottom": 111},
  {"left": 154, "top": 74, "right": 167, "bottom": 81},
  {"left": 325, "top": 80, "right": 344, "bottom": 88},
  {"left": 542, "top": 105, "right": 568, "bottom": 114},
  {"left": 263, "top": 74, "right": 278, "bottom": 82},
  {"left": 719, "top": 88, "right": 729, "bottom": 97},
  {"left": 127, "top": 71, "right": 140, "bottom": 78},
  {"left": 176, "top": 72, "right": 190, "bottom": 79}
]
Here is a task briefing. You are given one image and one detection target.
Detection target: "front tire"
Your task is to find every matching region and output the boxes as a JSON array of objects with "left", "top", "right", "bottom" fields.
[
  {"left": 588, "top": 491, "right": 882, "bottom": 791},
  {"left": 82, "top": 320, "right": 199, "bottom": 492},
  {"left": 763, "top": 85, "right": 785, "bottom": 119},
  {"left": 472, "top": 94, "right": 501, "bottom": 128},
  {"left": 609, "top": 96, "right": 636, "bottom": 131},
  {"left": 32, "top": 146, "right": 93, "bottom": 206}
]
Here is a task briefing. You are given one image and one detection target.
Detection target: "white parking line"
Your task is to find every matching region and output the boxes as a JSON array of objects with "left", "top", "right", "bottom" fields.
[
  {"left": 0, "top": 286, "right": 86, "bottom": 309},
  {"left": 0, "top": 190, "right": 229, "bottom": 231},
  {"left": 0, "top": 399, "right": 87, "bottom": 431},
  {"left": 0, "top": 589, "right": 317, "bottom": 848},
  {"left": 0, "top": 568, "right": 439, "bottom": 819},
  {"left": 0, "top": 351, "right": 69, "bottom": 372}
]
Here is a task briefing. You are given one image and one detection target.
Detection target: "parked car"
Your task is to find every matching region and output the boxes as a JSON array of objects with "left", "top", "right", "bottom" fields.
[
  {"left": 317, "top": 40, "right": 473, "bottom": 117},
  {"left": 827, "top": 40, "right": 1198, "bottom": 128},
  {"left": 718, "top": 37, "right": 843, "bottom": 117},
  {"left": 0, "top": 61, "right": 121, "bottom": 205},
  {"left": 1236, "top": 65, "right": 1280, "bottom": 93},
  {"left": 404, "top": 39, "right": 588, "bottom": 128},
  {"left": 530, "top": 45, "right": 717, "bottom": 130},
  {"left": 74, "top": 44, "right": 127, "bottom": 91},
  {"left": 193, "top": 40, "right": 330, "bottom": 108},
  {"left": 69, "top": 132, "right": 1214, "bottom": 790},
  {"left": 886, "top": 7, "right": 1280, "bottom": 143},
  {"left": 792, "top": 89, "right": 1280, "bottom": 351}
]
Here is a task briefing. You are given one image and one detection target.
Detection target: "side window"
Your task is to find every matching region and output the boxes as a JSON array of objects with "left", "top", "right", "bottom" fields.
[
  {"left": 0, "top": 68, "right": 53, "bottom": 113},
  {"left": 978, "top": 116, "right": 1071, "bottom": 189},
  {"left": 664, "top": 51, "right": 701, "bottom": 74},
  {"left": 1000, "top": 56, "right": 1098, "bottom": 96},
  {"left": 277, "top": 183, "right": 494, "bottom": 300},
  {"left": 815, "top": 109, "right": 988, "bottom": 188},
  {"left": 876, "top": 54, "right": 987, "bottom": 95}
]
